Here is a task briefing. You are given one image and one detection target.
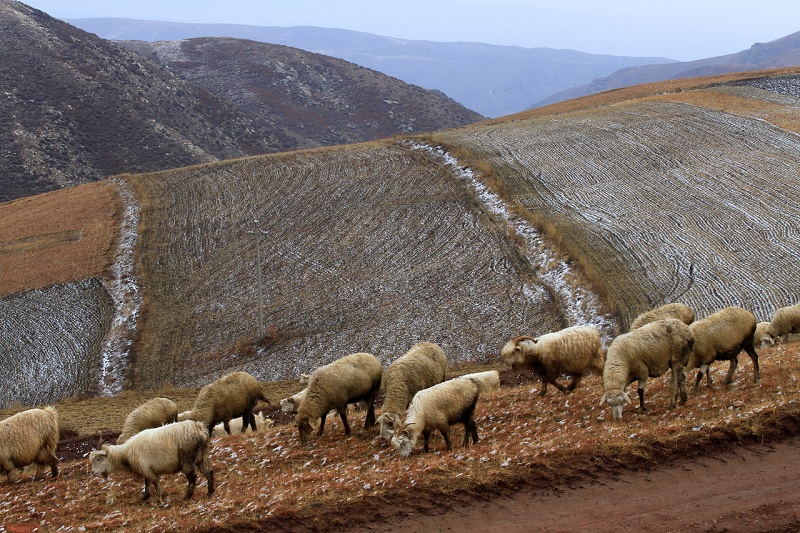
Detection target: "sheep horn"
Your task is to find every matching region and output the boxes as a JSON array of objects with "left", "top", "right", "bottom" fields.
[
  {"left": 95, "top": 435, "right": 106, "bottom": 450},
  {"left": 511, "top": 335, "right": 536, "bottom": 345}
]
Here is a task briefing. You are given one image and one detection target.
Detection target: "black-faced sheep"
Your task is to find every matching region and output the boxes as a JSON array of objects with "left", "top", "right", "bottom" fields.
[
  {"left": 455, "top": 370, "right": 501, "bottom": 395},
  {"left": 117, "top": 397, "right": 179, "bottom": 444},
  {"left": 501, "top": 325, "right": 605, "bottom": 397},
  {"left": 600, "top": 319, "right": 693, "bottom": 420},
  {"left": 89, "top": 420, "right": 214, "bottom": 503},
  {"left": 377, "top": 341, "right": 447, "bottom": 441},
  {"left": 179, "top": 371, "right": 269, "bottom": 435},
  {"left": 295, "top": 352, "right": 382, "bottom": 445},
  {"left": 0, "top": 406, "right": 59, "bottom": 483},
  {"left": 629, "top": 302, "right": 695, "bottom": 331},
  {"left": 390, "top": 378, "right": 480, "bottom": 457},
  {"left": 685, "top": 306, "right": 759, "bottom": 392},
  {"left": 765, "top": 303, "right": 800, "bottom": 345}
]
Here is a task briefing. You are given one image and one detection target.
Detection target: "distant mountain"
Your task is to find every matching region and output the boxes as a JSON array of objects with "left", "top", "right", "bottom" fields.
[
  {"left": 0, "top": 1, "right": 482, "bottom": 202},
  {"left": 66, "top": 18, "right": 676, "bottom": 118},
  {"left": 535, "top": 30, "right": 800, "bottom": 107}
]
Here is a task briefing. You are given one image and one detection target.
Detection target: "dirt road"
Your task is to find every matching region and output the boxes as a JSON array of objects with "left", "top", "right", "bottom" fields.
[{"left": 351, "top": 437, "right": 800, "bottom": 533}]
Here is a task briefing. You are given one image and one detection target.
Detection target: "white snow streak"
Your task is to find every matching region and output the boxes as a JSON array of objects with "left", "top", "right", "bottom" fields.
[
  {"left": 99, "top": 177, "right": 142, "bottom": 396},
  {"left": 408, "top": 142, "right": 617, "bottom": 342}
]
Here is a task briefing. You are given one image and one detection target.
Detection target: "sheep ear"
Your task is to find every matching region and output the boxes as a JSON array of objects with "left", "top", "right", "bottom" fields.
[
  {"left": 623, "top": 392, "right": 632, "bottom": 404},
  {"left": 599, "top": 393, "right": 607, "bottom": 405}
]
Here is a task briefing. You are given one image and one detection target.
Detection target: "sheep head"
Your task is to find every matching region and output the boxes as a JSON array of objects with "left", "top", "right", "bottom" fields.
[
  {"left": 279, "top": 397, "right": 297, "bottom": 414},
  {"left": 599, "top": 391, "right": 631, "bottom": 420},
  {"left": 377, "top": 412, "right": 401, "bottom": 440},
  {"left": 296, "top": 416, "right": 319, "bottom": 446},
  {"left": 88, "top": 449, "right": 111, "bottom": 478},
  {"left": 500, "top": 336, "right": 537, "bottom": 371},
  {"left": 390, "top": 422, "right": 417, "bottom": 457}
]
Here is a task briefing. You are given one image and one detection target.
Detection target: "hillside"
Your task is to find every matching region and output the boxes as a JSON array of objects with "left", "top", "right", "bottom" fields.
[
  {"left": 66, "top": 17, "right": 675, "bottom": 118},
  {"left": 536, "top": 30, "right": 800, "bottom": 106},
  {"left": 118, "top": 37, "right": 483, "bottom": 147},
  {"left": 2, "top": 68, "right": 800, "bottom": 409},
  {"left": 0, "top": 0, "right": 481, "bottom": 203}
]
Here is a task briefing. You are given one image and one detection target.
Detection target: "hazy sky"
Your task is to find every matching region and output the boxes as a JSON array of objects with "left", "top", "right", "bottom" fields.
[{"left": 21, "top": 0, "right": 800, "bottom": 61}]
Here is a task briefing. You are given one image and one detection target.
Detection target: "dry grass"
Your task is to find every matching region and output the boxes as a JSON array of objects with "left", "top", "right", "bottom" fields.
[
  {"left": 0, "top": 181, "right": 120, "bottom": 298},
  {"left": 1, "top": 345, "right": 798, "bottom": 531}
]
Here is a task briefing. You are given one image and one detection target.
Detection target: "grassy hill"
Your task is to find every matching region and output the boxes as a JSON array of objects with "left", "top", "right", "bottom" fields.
[{"left": 2, "top": 68, "right": 800, "bottom": 409}]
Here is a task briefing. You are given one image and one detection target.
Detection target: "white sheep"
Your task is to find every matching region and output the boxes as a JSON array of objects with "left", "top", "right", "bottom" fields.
[
  {"left": 685, "top": 306, "right": 760, "bottom": 392},
  {"left": 391, "top": 378, "right": 480, "bottom": 457},
  {"left": 280, "top": 388, "right": 308, "bottom": 414},
  {"left": 765, "top": 303, "right": 800, "bottom": 345},
  {"left": 629, "top": 302, "right": 695, "bottom": 331},
  {"left": 600, "top": 319, "right": 693, "bottom": 420},
  {"left": 117, "top": 397, "right": 179, "bottom": 444},
  {"left": 179, "top": 371, "right": 269, "bottom": 435},
  {"left": 501, "top": 325, "right": 605, "bottom": 396},
  {"left": 0, "top": 406, "right": 59, "bottom": 483},
  {"left": 455, "top": 370, "right": 501, "bottom": 395},
  {"left": 89, "top": 420, "right": 214, "bottom": 503},
  {"left": 754, "top": 322, "right": 771, "bottom": 349},
  {"left": 377, "top": 341, "right": 447, "bottom": 441},
  {"left": 295, "top": 352, "right": 382, "bottom": 445},
  {"left": 211, "top": 412, "right": 269, "bottom": 438}
]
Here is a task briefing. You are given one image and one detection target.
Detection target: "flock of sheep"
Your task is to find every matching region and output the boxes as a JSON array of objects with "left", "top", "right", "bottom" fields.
[{"left": 1, "top": 302, "right": 798, "bottom": 503}]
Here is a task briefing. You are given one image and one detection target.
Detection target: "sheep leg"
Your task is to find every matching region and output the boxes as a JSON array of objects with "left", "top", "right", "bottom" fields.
[
  {"left": 423, "top": 430, "right": 432, "bottom": 452},
  {"left": 47, "top": 453, "right": 59, "bottom": 478},
  {"left": 185, "top": 468, "right": 197, "bottom": 499},
  {"left": 142, "top": 478, "right": 152, "bottom": 501},
  {"left": 199, "top": 461, "right": 215, "bottom": 496},
  {"left": 223, "top": 420, "right": 232, "bottom": 435},
  {"left": 440, "top": 429, "right": 452, "bottom": 451},
  {"left": 317, "top": 412, "right": 328, "bottom": 437},
  {"left": 338, "top": 408, "right": 351, "bottom": 436},
  {"left": 743, "top": 341, "right": 760, "bottom": 382},
  {"left": 242, "top": 407, "right": 254, "bottom": 433},
  {"left": 566, "top": 375, "right": 583, "bottom": 393},
  {"left": 463, "top": 417, "right": 479, "bottom": 447},
  {"left": 724, "top": 356, "right": 739, "bottom": 385},
  {"left": 1, "top": 460, "right": 16, "bottom": 483},
  {"left": 636, "top": 379, "right": 647, "bottom": 412},
  {"left": 537, "top": 379, "right": 548, "bottom": 396}
]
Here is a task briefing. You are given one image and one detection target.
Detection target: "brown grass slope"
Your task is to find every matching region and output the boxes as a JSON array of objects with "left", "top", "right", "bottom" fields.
[
  {"left": 126, "top": 141, "right": 564, "bottom": 390},
  {"left": 120, "top": 37, "right": 484, "bottom": 147},
  {"left": 3, "top": 68, "right": 800, "bottom": 408},
  {"left": 439, "top": 69, "right": 800, "bottom": 329}
]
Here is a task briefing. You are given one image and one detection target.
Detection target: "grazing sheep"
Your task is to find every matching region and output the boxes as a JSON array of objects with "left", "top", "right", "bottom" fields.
[
  {"left": 765, "top": 303, "right": 800, "bottom": 345},
  {"left": 295, "top": 352, "right": 382, "bottom": 445},
  {"left": 377, "top": 342, "right": 447, "bottom": 441},
  {"left": 630, "top": 302, "right": 695, "bottom": 331},
  {"left": 117, "top": 398, "right": 179, "bottom": 444},
  {"left": 179, "top": 371, "right": 269, "bottom": 435},
  {"left": 280, "top": 388, "right": 308, "bottom": 414},
  {"left": 455, "top": 370, "right": 501, "bottom": 395},
  {"left": 90, "top": 420, "right": 214, "bottom": 503},
  {"left": 600, "top": 319, "right": 693, "bottom": 420},
  {"left": 391, "top": 378, "right": 480, "bottom": 457},
  {"left": 501, "top": 325, "right": 605, "bottom": 396},
  {"left": 0, "top": 407, "right": 59, "bottom": 483},
  {"left": 299, "top": 373, "right": 311, "bottom": 385},
  {"left": 211, "top": 412, "right": 269, "bottom": 437},
  {"left": 755, "top": 322, "right": 771, "bottom": 349},
  {"left": 685, "top": 306, "right": 759, "bottom": 392}
]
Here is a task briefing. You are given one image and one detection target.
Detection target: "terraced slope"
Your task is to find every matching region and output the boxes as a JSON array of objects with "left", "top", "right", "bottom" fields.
[
  {"left": 128, "top": 142, "right": 564, "bottom": 388},
  {"left": 439, "top": 91, "right": 800, "bottom": 329}
]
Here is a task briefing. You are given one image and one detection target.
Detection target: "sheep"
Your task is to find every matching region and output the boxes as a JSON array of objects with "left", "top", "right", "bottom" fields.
[
  {"left": 280, "top": 388, "right": 308, "bottom": 414},
  {"left": 755, "top": 322, "right": 771, "bottom": 349},
  {"left": 630, "top": 302, "right": 695, "bottom": 331},
  {"left": 765, "top": 303, "right": 800, "bottom": 345},
  {"left": 600, "top": 319, "right": 693, "bottom": 420},
  {"left": 117, "top": 397, "right": 179, "bottom": 444},
  {"left": 391, "top": 378, "right": 480, "bottom": 457},
  {"left": 89, "top": 420, "right": 214, "bottom": 503},
  {"left": 377, "top": 341, "right": 447, "bottom": 441},
  {"left": 685, "top": 306, "right": 760, "bottom": 392},
  {"left": 500, "top": 325, "right": 605, "bottom": 397},
  {"left": 179, "top": 371, "right": 269, "bottom": 435},
  {"left": 0, "top": 406, "right": 59, "bottom": 483},
  {"left": 455, "top": 370, "right": 501, "bottom": 395},
  {"left": 295, "top": 352, "right": 382, "bottom": 445},
  {"left": 211, "top": 412, "right": 269, "bottom": 438}
]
